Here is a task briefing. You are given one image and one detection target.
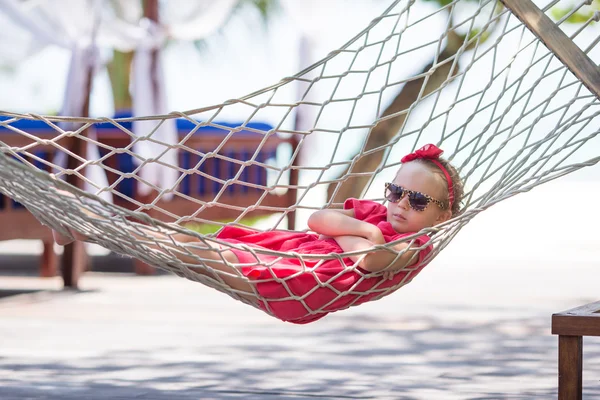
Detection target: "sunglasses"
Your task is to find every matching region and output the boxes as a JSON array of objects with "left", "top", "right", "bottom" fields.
[{"left": 384, "top": 182, "right": 446, "bottom": 212}]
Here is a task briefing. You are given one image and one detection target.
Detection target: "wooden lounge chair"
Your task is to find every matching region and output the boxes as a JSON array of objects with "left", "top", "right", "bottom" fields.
[{"left": 0, "top": 115, "right": 298, "bottom": 285}]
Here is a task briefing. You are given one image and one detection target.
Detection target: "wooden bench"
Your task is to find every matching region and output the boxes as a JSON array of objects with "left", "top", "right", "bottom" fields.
[
  {"left": 0, "top": 194, "right": 59, "bottom": 278},
  {"left": 552, "top": 300, "right": 600, "bottom": 400},
  {"left": 0, "top": 116, "right": 298, "bottom": 285},
  {"left": 96, "top": 118, "right": 298, "bottom": 227}
]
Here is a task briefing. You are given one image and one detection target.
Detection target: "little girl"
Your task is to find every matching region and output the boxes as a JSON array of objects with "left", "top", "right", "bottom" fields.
[{"left": 53, "top": 144, "right": 464, "bottom": 324}]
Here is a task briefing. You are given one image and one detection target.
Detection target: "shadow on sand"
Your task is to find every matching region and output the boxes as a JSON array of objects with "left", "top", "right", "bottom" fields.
[{"left": 1, "top": 314, "right": 600, "bottom": 399}]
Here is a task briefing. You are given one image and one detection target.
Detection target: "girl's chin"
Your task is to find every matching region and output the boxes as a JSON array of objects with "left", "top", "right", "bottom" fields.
[{"left": 390, "top": 220, "right": 410, "bottom": 232}]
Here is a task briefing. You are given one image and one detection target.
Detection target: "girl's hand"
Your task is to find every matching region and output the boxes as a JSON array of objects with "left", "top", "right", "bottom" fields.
[{"left": 382, "top": 270, "right": 395, "bottom": 281}]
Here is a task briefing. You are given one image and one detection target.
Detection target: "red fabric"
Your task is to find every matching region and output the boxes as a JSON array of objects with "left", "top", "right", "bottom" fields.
[
  {"left": 400, "top": 143, "right": 444, "bottom": 163},
  {"left": 216, "top": 199, "right": 432, "bottom": 324}
]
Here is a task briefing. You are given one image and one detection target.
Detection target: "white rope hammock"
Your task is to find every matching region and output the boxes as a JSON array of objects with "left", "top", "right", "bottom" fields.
[{"left": 1, "top": 0, "right": 599, "bottom": 323}]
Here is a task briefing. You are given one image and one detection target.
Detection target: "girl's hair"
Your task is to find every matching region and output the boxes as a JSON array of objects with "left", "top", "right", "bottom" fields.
[{"left": 416, "top": 158, "right": 464, "bottom": 216}]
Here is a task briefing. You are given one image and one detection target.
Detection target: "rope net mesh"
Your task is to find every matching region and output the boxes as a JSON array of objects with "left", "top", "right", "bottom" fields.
[{"left": 1, "top": 0, "right": 599, "bottom": 320}]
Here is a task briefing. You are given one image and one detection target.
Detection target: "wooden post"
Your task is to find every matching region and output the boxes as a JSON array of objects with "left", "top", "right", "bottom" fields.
[
  {"left": 286, "top": 135, "right": 299, "bottom": 230},
  {"left": 557, "top": 335, "right": 583, "bottom": 400},
  {"left": 500, "top": 0, "right": 600, "bottom": 100},
  {"left": 41, "top": 241, "right": 58, "bottom": 277},
  {"left": 62, "top": 57, "right": 95, "bottom": 288},
  {"left": 134, "top": 0, "right": 160, "bottom": 275}
]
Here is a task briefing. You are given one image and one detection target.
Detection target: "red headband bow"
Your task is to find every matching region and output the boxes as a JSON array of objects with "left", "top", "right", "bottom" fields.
[{"left": 401, "top": 144, "right": 454, "bottom": 209}]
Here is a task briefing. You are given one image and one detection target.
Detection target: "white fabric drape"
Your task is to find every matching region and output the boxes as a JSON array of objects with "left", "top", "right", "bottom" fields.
[
  {"left": 279, "top": 0, "right": 347, "bottom": 165},
  {"left": 127, "top": 0, "right": 237, "bottom": 200},
  {"left": 279, "top": 0, "right": 348, "bottom": 40},
  {"left": 1, "top": 0, "right": 112, "bottom": 202},
  {"left": 60, "top": 42, "right": 113, "bottom": 202},
  {"left": 163, "top": 0, "right": 238, "bottom": 41},
  {"left": 130, "top": 19, "right": 178, "bottom": 200}
]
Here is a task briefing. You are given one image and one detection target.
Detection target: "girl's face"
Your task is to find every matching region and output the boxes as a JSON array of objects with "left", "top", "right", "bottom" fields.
[{"left": 386, "top": 162, "right": 452, "bottom": 233}]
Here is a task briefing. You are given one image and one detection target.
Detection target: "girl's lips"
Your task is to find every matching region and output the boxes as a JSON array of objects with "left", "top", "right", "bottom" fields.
[{"left": 392, "top": 213, "right": 407, "bottom": 221}]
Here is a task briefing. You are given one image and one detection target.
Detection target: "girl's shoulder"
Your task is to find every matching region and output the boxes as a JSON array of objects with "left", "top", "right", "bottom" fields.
[{"left": 343, "top": 198, "right": 387, "bottom": 222}]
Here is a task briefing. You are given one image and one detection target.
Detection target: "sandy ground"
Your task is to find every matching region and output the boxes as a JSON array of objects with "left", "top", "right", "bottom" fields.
[{"left": 0, "top": 180, "right": 599, "bottom": 399}]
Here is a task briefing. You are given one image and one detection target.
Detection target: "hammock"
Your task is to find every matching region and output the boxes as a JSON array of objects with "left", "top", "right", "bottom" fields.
[{"left": 1, "top": 0, "right": 599, "bottom": 322}]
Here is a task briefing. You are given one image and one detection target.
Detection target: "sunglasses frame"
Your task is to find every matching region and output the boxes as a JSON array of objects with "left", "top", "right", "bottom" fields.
[{"left": 384, "top": 182, "right": 447, "bottom": 211}]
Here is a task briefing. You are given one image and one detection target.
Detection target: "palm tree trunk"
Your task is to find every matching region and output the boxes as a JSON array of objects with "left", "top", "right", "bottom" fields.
[
  {"left": 107, "top": 50, "right": 134, "bottom": 111},
  {"left": 327, "top": 30, "right": 463, "bottom": 203}
]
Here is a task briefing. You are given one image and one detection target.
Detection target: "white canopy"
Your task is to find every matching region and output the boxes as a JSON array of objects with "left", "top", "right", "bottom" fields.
[{"left": 0, "top": 0, "right": 238, "bottom": 201}]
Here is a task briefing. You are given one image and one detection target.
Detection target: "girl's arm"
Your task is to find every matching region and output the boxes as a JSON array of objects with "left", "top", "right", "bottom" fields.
[
  {"left": 307, "top": 209, "right": 384, "bottom": 244},
  {"left": 334, "top": 235, "right": 419, "bottom": 274}
]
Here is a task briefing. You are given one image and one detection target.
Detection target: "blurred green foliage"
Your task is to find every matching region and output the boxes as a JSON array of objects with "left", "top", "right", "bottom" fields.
[
  {"left": 551, "top": 0, "right": 599, "bottom": 24},
  {"left": 186, "top": 214, "right": 272, "bottom": 235}
]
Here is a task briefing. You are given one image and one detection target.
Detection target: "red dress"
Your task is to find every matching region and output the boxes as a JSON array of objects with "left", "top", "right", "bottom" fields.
[{"left": 216, "top": 198, "right": 432, "bottom": 324}]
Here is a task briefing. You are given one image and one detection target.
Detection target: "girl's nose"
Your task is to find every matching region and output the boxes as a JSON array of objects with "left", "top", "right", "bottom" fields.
[{"left": 397, "top": 194, "right": 411, "bottom": 210}]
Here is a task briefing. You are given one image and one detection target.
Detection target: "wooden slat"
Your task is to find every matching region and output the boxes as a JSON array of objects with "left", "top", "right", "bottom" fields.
[
  {"left": 500, "top": 0, "right": 600, "bottom": 100},
  {"left": 552, "top": 300, "right": 600, "bottom": 336},
  {"left": 556, "top": 301, "right": 600, "bottom": 317}
]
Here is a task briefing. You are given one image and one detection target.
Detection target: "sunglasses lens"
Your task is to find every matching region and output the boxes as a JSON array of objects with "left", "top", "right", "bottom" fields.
[
  {"left": 409, "top": 192, "right": 430, "bottom": 211},
  {"left": 385, "top": 184, "right": 403, "bottom": 203}
]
